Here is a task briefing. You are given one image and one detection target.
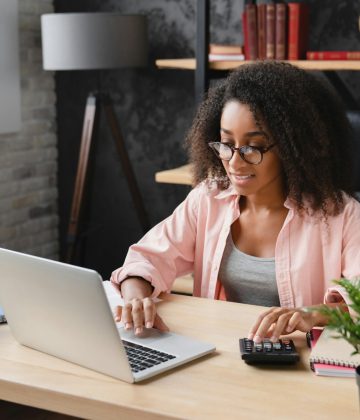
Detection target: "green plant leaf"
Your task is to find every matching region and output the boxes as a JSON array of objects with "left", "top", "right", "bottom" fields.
[{"left": 314, "top": 278, "right": 360, "bottom": 354}]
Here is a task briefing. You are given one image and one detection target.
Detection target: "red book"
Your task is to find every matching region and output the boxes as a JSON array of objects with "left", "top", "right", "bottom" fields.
[
  {"left": 307, "top": 51, "right": 360, "bottom": 60},
  {"left": 257, "top": 3, "right": 267, "bottom": 59},
  {"left": 242, "top": 10, "right": 250, "bottom": 60},
  {"left": 275, "top": 2, "right": 287, "bottom": 60},
  {"left": 265, "top": 3, "right": 276, "bottom": 59},
  {"left": 287, "top": 2, "right": 309, "bottom": 60},
  {"left": 245, "top": 3, "right": 258, "bottom": 60}
]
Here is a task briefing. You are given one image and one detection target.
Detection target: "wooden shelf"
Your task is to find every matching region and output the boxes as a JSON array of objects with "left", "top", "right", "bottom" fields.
[
  {"left": 155, "top": 163, "right": 193, "bottom": 185},
  {"left": 156, "top": 58, "right": 360, "bottom": 71}
]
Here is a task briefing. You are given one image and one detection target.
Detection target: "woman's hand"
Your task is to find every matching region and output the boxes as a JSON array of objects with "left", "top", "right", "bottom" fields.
[
  {"left": 248, "top": 306, "right": 325, "bottom": 343},
  {"left": 114, "top": 277, "right": 169, "bottom": 335}
]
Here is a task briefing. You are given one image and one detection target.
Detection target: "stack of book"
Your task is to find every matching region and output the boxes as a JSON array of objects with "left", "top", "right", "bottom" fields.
[
  {"left": 208, "top": 44, "right": 245, "bottom": 62},
  {"left": 242, "top": 0, "right": 309, "bottom": 60}
]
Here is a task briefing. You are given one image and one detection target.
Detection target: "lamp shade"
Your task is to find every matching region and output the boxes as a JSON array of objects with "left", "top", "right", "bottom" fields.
[{"left": 41, "top": 13, "right": 148, "bottom": 70}]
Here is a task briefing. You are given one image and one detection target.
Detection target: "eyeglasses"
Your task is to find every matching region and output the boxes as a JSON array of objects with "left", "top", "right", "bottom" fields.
[{"left": 208, "top": 142, "right": 276, "bottom": 165}]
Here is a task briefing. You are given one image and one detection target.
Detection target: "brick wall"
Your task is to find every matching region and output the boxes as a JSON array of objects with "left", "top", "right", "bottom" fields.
[{"left": 0, "top": 0, "right": 58, "bottom": 259}]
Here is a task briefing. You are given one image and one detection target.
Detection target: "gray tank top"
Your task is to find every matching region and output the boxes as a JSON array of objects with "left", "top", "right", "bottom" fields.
[{"left": 218, "top": 233, "right": 280, "bottom": 307}]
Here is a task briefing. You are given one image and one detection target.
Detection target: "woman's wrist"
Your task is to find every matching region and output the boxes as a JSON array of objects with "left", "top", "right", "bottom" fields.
[
  {"left": 303, "top": 302, "right": 349, "bottom": 327},
  {"left": 120, "top": 276, "right": 153, "bottom": 301}
]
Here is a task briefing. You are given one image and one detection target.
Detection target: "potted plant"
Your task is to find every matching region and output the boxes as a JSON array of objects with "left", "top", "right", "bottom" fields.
[
  {"left": 319, "top": 279, "right": 360, "bottom": 354},
  {"left": 317, "top": 278, "right": 360, "bottom": 394}
]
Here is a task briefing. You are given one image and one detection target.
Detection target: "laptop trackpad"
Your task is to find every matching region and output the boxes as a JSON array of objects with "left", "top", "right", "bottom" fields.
[{"left": 118, "top": 327, "right": 172, "bottom": 345}]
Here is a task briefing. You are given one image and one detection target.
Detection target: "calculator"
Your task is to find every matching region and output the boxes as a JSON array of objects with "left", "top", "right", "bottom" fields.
[{"left": 239, "top": 338, "right": 300, "bottom": 365}]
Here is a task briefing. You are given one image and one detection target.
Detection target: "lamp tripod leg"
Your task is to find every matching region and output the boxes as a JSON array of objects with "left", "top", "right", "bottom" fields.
[
  {"left": 102, "top": 94, "right": 150, "bottom": 233},
  {"left": 65, "top": 94, "right": 97, "bottom": 264}
]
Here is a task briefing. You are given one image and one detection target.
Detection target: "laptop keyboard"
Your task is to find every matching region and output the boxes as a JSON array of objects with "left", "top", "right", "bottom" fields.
[{"left": 123, "top": 340, "right": 177, "bottom": 373}]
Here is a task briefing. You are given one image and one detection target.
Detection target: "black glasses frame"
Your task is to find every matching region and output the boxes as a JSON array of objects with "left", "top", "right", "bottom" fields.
[{"left": 208, "top": 142, "right": 276, "bottom": 165}]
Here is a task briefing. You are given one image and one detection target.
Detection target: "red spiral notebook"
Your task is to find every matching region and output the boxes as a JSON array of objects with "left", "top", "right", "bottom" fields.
[{"left": 308, "top": 327, "right": 360, "bottom": 377}]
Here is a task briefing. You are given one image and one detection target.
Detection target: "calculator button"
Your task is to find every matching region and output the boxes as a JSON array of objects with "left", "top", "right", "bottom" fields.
[
  {"left": 263, "top": 341, "right": 272, "bottom": 352},
  {"left": 272, "top": 342, "right": 282, "bottom": 351},
  {"left": 255, "top": 343, "right": 263, "bottom": 352}
]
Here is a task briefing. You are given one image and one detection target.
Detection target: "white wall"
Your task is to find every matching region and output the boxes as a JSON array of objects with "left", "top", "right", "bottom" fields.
[
  {"left": 0, "top": 0, "right": 58, "bottom": 259},
  {"left": 0, "top": 0, "right": 21, "bottom": 133}
]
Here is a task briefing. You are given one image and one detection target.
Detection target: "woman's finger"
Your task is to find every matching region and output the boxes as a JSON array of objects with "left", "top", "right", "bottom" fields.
[
  {"left": 269, "top": 312, "right": 293, "bottom": 342},
  {"left": 252, "top": 308, "right": 288, "bottom": 342},
  {"left": 287, "top": 310, "right": 314, "bottom": 333},
  {"left": 114, "top": 305, "right": 122, "bottom": 322},
  {"left": 142, "top": 297, "right": 156, "bottom": 328},
  {"left": 131, "top": 298, "right": 145, "bottom": 335},
  {"left": 122, "top": 302, "right": 134, "bottom": 330},
  {"left": 153, "top": 313, "right": 170, "bottom": 332},
  {"left": 248, "top": 307, "right": 278, "bottom": 340}
]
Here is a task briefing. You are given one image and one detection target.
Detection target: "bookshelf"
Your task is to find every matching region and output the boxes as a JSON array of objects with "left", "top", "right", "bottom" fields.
[
  {"left": 155, "top": 0, "right": 360, "bottom": 186},
  {"left": 156, "top": 58, "right": 360, "bottom": 72}
]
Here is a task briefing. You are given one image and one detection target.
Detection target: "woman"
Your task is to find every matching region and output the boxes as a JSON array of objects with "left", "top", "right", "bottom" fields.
[{"left": 111, "top": 61, "right": 360, "bottom": 343}]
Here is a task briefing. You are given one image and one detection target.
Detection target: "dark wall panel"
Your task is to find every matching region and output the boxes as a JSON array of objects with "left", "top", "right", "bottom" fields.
[{"left": 54, "top": 0, "right": 360, "bottom": 278}]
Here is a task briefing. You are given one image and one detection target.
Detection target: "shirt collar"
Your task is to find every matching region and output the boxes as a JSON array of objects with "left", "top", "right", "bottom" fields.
[
  {"left": 213, "top": 184, "right": 295, "bottom": 210},
  {"left": 214, "top": 185, "right": 238, "bottom": 200}
]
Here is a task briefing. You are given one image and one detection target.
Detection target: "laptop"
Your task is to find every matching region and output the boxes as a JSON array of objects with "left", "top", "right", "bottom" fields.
[{"left": 0, "top": 248, "right": 215, "bottom": 383}]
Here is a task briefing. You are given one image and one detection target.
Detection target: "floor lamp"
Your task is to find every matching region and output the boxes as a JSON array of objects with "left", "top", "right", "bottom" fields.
[{"left": 41, "top": 13, "right": 150, "bottom": 264}]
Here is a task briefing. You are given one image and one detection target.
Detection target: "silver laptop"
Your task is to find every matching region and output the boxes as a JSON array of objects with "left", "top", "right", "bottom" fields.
[{"left": 0, "top": 248, "right": 215, "bottom": 382}]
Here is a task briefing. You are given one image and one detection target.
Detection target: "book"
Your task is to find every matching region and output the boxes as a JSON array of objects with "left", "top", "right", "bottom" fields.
[
  {"left": 287, "top": 2, "right": 309, "bottom": 60},
  {"left": 245, "top": 1, "right": 258, "bottom": 60},
  {"left": 209, "top": 44, "right": 243, "bottom": 55},
  {"left": 307, "top": 51, "right": 360, "bottom": 60},
  {"left": 257, "top": 2, "right": 267, "bottom": 59},
  {"left": 313, "top": 363, "right": 356, "bottom": 377},
  {"left": 309, "top": 328, "right": 355, "bottom": 377},
  {"left": 275, "top": 1, "right": 287, "bottom": 60},
  {"left": 265, "top": 1, "right": 276, "bottom": 59},
  {"left": 309, "top": 327, "right": 360, "bottom": 377},
  {"left": 208, "top": 54, "right": 245, "bottom": 62},
  {"left": 242, "top": 7, "right": 249, "bottom": 59}
]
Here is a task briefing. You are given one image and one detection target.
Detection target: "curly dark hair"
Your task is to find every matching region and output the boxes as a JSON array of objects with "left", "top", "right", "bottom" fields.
[{"left": 185, "top": 61, "right": 355, "bottom": 216}]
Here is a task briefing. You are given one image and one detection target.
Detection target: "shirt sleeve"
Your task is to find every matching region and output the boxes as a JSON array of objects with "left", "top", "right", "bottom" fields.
[
  {"left": 110, "top": 185, "right": 201, "bottom": 298},
  {"left": 325, "top": 198, "right": 360, "bottom": 312}
]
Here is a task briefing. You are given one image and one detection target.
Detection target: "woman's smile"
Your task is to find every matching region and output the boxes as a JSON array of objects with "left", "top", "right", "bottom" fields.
[{"left": 230, "top": 173, "right": 255, "bottom": 186}]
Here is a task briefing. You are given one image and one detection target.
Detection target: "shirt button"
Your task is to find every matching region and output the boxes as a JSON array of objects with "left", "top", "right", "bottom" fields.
[{"left": 213, "top": 265, "right": 218, "bottom": 271}]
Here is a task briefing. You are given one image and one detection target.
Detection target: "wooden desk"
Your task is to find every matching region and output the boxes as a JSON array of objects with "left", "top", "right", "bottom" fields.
[{"left": 0, "top": 294, "right": 358, "bottom": 419}]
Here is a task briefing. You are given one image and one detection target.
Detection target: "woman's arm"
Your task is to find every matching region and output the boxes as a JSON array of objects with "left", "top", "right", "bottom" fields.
[{"left": 111, "top": 185, "right": 201, "bottom": 299}]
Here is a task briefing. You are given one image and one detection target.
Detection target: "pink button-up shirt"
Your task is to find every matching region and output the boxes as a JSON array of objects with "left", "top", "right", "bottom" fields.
[{"left": 111, "top": 182, "right": 360, "bottom": 307}]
